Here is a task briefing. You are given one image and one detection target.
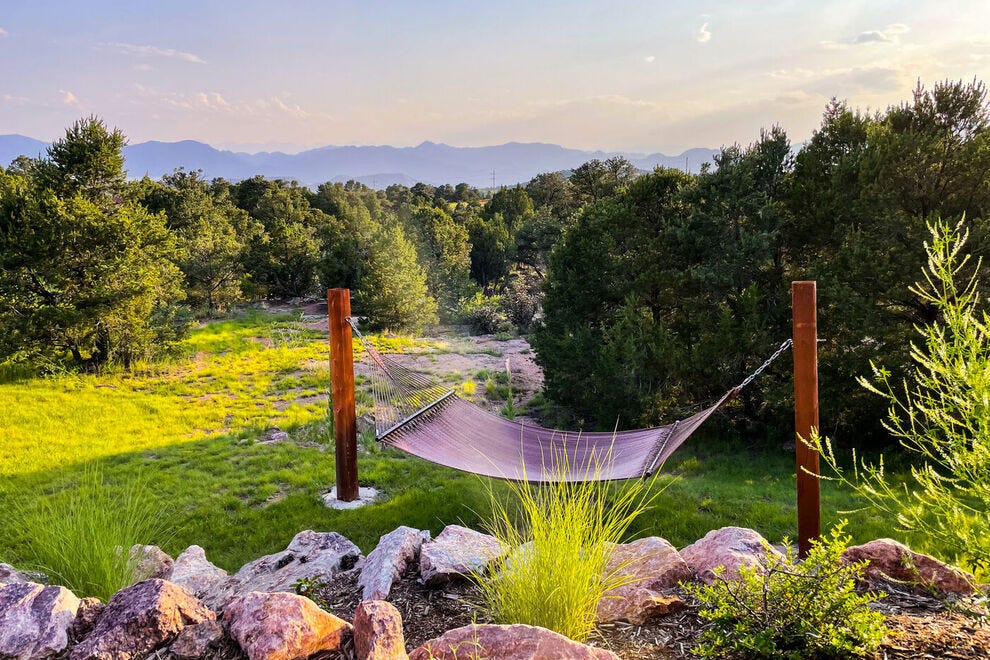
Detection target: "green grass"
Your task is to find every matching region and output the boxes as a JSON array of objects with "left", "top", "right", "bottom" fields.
[{"left": 0, "top": 310, "right": 911, "bottom": 585}]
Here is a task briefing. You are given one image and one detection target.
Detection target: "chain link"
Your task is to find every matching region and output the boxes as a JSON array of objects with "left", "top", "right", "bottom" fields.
[
  {"left": 344, "top": 316, "right": 366, "bottom": 341},
  {"left": 735, "top": 339, "right": 793, "bottom": 391}
]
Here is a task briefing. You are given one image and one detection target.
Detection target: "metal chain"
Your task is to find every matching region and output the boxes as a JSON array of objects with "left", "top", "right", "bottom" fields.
[
  {"left": 735, "top": 339, "right": 793, "bottom": 391},
  {"left": 344, "top": 316, "right": 367, "bottom": 342}
]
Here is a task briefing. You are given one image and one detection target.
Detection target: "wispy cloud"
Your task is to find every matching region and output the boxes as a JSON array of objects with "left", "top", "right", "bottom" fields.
[
  {"left": 60, "top": 90, "right": 80, "bottom": 106},
  {"left": 103, "top": 42, "right": 206, "bottom": 64},
  {"left": 130, "top": 84, "right": 327, "bottom": 121},
  {"left": 2, "top": 94, "right": 29, "bottom": 104},
  {"left": 0, "top": 27, "right": 8, "bottom": 38},
  {"left": 697, "top": 21, "right": 711, "bottom": 44},
  {"left": 644, "top": 55, "right": 656, "bottom": 63},
  {"left": 825, "top": 23, "right": 911, "bottom": 49}
]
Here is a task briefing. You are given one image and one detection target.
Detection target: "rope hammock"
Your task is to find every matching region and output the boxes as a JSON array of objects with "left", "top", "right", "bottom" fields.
[{"left": 346, "top": 316, "right": 792, "bottom": 482}]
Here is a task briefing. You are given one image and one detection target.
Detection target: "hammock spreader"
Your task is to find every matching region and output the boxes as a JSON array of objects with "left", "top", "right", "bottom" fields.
[{"left": 344, "top": 316, "right": 792, "bottom": 483}]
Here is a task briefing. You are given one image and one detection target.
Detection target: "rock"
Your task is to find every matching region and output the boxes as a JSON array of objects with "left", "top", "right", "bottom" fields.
[
  {"left": 679, "top": 526, "right": 782, "bottom": 584},
  {"left": 0, "top": 563, "right": 29, "bottom": 585},
  {"left": 597, "top": 536, "right": 692, "bottom": 624},
  {"left": 354, "top": 600, "right": 408, "bottom": 660},
  {"left": 0, "top": 582, "right": 81, "bottom": 659},
  {"left": 206, "top": 530, "right": 362, "bottom": 610},
  {"left": 224, "top": 591, "right": 352, "bottom": 660},
  {"left": 70, "top": 598, "right": 105, "bottom": 642},
  {"left": 167, "top": 620, "right": 224, "bottom": 659},
  {"left": 419, "top": 525, "right": 502, "bottom": 586},
  {"left": 599, "top": 588, "right": 684, "bottom": 625},
  {"left": 70, "top": 579, "right": 215, "bottom": 660},
  {"left": 259, "top": 427, "right": 290, "bottom": 444},
  {"left": 409, "top": 624, "right": 618, "bottom": 660},
  {"left": 170, "top": 546, "right": 229, "bottom": 600},
  {"left": 131, "top": 544, "right": 174, "bottom": 581},
  {"left": 359, "top": 526, "right": 431, "bottom": 601},
  {"left": 842, "top": 538, "right": 975, "bottom": 596}
]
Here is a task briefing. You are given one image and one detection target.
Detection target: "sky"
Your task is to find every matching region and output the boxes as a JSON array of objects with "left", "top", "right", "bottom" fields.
[{"left": 1, "top": 0, "right": 988, "bottom": 154}]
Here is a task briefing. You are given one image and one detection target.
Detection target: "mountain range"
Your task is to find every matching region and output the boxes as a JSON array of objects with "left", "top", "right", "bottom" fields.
[{"left": 0, "top": 134, "right": 719, "bottom": 189}]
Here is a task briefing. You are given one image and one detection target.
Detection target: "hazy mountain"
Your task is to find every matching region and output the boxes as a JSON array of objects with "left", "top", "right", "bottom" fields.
[{"left": 0, "top": 135, "right": 719, "bottom": 188}]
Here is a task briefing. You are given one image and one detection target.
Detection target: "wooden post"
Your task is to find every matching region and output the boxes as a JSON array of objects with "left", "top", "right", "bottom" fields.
[
  {"left": 792, "top": 281, "right": 821, "bottom": 558},
  {"left": 328, "top": 288, "right": 358, "bottom": 502}
]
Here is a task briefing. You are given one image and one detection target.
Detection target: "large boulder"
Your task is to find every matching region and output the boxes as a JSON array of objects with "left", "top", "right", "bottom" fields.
[
  {"left": 842, "top": 538, "right": 975, "bottom": 596},
  {"left": 169, "top": 546, "right": 228, "bottom": 600},
  {"left": 359, "top": 526, "right": 430, "bottom": 601},
  {"left": 223, "top": 591, "right": 351, "bottom": 660},
  {"left": 353, "top": 600, "right": 408, "bottom": 660},
  {"left": 70, "top": 598, "right": 105, "bottom": 643},
  {"left": 0, "top": 582, "right": 81, "bottom": 659},
  {"left": 70, "top": 579, "right": 215, "bottom": 660},
  {"left": 0, "top": 563, "right": 29, "bottom": 586},
  {"left": 419, "top": 525, "right": 502, "bottom": 586},
  {"left": 209, "top": 530, "right": 361, "bottom": 610},
  {"left": 597, "top": 536, "right": 692, "bottom": 624},
  {"left": 130, "top": 545, "right": 174, "bottom": 582},
  {"left": 409, "top": 624, "right": 618, "bottom": 660},
  {"left": 679, "top": 526, "right": 782, "bottom": 584}
]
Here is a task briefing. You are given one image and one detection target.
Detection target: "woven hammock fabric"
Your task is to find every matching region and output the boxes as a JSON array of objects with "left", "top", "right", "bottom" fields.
[
  {"left": 346, "top": 318, "right": 753, "bottom": 482},
  {"left": 381, "top": 391, "right": 734, "bottom": 482}
]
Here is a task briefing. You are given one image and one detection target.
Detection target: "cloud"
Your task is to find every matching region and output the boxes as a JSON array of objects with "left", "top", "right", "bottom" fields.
[
  {"left": 103, "top": 42, "right": 205, "bottom": 64},
  {"left": 60, "top": 90, "right": 80, "bottom": 106},
  {"left": 644, "top": 55, "right": 655, "bottom": 63},
  {"left": 852, "top": 23, "right": 910, "bottom": 45},
  {"left": 0, "top": 27, "right": 8, "bottom": 38},
  {"left": 697, "top": 21, "right": 711, "bottom": 44},
  {"left": 2, "top": 94, "right": 29, "bottom": 104}
]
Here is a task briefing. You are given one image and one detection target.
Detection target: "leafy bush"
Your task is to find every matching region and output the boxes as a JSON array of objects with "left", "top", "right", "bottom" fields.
[
  {"left": 14, "top": 467, "right": 170, "bottom": 601},
  {"left": 810, "top": 219, "right": 990, "bottom": 572},
  {"left": 475, "top": 454, "right": 663, "bottom": 642},
  {"left": 683, "top": 522, "right": 887, "bottom": 659},
  {"left": 459, "top": 292, "right": 512, "bottom": 334}
]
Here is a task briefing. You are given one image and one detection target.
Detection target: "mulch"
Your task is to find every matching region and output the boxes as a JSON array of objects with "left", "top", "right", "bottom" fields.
[{"left": 310, "top": 569, "right": 990, "bottom": 659}]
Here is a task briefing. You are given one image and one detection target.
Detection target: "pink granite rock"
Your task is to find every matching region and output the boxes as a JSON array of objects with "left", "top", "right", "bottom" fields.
[
  {"left": 130, "top": 544, "right": 174, "bottom": 581},
  {"left": 354, "top": 600, "right": 408, "bottom": 660},
  {"left": 0, "top": 563, "right": 29, "bottom": 586},
  {"left": 167, "top": 620, "right": 224, "bottom": 659},
  {"left": 597, "top": 536, "right": 692, "bottom": 624},
  {"left": 679, "top": 526, "right": 782, "bottom": 584},
  {"left": 169, "top": 546, "right": 229, "bottom": 600},
  {"left": 70, "top": 579, "right": 215, "bottom": 660},
  {"left": 0, "top": 582, "right": 80, "bottom": 659},
  {"left": 409, "top": 624, "right": 618, "bottom": 659},
  {"left": 70, "top": 597, "right": 105, "bottom": 642},
  {"left": 223, "top": 591, "right": 351, "bottom": 660},
  {"left": 359, "top": 526, "right": 430, "bottom": 601},
  {"left": 419, "top": 525, "right": 502, "bottom": 585},
  {"left": 842, "top": 538, "right": 975, "bottom": 595}
]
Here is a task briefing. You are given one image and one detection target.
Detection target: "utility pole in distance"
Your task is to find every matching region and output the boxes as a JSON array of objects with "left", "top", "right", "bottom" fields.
[
  {"left": 327, "top": 289, "right": 358, "bottom": 502},
  {"left": 792, "top": 281, "right": 821, "bottom": 557}
]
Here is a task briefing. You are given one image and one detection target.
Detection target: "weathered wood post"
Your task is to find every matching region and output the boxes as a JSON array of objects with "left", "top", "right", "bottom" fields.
[
  {"left": 792, "top": 281, "right": 821, "bottom": 557},
  {"left": 327, "top": 288, "right": 358, "bottom": 502}
]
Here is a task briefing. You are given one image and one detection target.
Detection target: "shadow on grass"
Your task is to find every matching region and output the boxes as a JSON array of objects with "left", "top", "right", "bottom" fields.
[{"left": 1, "top": 423, "right": 899, "bottom": 576}]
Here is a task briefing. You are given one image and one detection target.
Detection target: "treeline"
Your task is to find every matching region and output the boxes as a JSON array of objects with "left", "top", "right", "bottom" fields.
[
  {"left": 0, "top": 117, "right": 617, "bottom": 367},
  {"left": 534, "top": 79, "right": 990, "bottom": 448},
  {"left": 2, "top": 79, "right": 989, "bottom": 448}
]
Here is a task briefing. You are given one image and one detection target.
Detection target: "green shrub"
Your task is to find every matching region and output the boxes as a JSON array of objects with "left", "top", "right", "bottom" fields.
[
  {"left": 460, "top": 292, "right": 512, "bottom": 334},
  {"left": 475, "top": 453, "right": 663, "bottom": 642},
  {"left": 15, "top": 467, "right": 170, "bottom": 601},
  {"left": 683, "top": 522, "right": 887, "bottom": 659}
]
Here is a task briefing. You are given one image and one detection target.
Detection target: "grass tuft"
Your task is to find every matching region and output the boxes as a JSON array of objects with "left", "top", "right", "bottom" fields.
[
  {"left": 474, "top": 444, "right": 664, "bottom": 642},
  {"left": 13, "top": 465, "right": 171, "bottom": 600}
]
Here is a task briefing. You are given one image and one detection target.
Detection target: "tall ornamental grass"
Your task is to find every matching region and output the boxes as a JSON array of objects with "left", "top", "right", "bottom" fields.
[
  {"left": 15, "top": 466, "right": 170, "bottom": 601},
  {"left": 475, "top": 444, "right": 665, "bottom": 642}
]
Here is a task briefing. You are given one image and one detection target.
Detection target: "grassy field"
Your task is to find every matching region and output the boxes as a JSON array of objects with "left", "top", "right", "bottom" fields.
[{"left": 1, "top": 311, "right": 901, "bottom": 576}]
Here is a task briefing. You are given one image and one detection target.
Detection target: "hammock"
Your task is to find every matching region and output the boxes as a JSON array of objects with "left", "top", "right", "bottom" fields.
[{"left": 346, "top": 317, "right": 791, "bottom": 482}]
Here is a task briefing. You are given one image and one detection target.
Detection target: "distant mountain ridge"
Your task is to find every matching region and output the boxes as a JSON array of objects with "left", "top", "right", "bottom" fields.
[{"left": 0, "top": 134, "right": 719, "bottom": 188}]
